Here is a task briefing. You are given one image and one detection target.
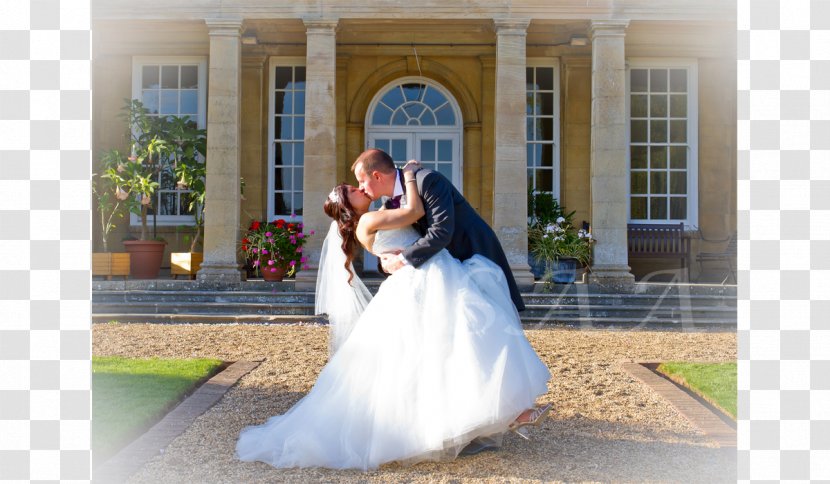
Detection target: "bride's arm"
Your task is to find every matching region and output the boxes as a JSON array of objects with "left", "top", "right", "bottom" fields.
[{"left": 357, "top": 165, "right": 424, "bottom": 240}]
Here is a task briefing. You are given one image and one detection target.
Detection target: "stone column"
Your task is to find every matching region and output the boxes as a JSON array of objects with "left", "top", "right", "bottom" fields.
[
  {"left": 586, "top": 20, "right": 635, "bottom": 291},
  {"left": 197, "top": 18, "right": 244, "bottom": 284},
  {"left": 479, "top": 55, "right": 496, "bottom": 223},
  {"left": 492, "top": 19, "right": 534, "bottom": 290},
  {"left": 294, "top": 19, "right": 339, "bottom": 291}
]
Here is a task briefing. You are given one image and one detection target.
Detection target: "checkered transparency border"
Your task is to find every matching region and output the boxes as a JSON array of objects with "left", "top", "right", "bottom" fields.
[
  {"left": 739, "top": 0, "right": 830, "bottom": 481},
  {"left": 0, "top": 0, "right": 92, "bottom": 481}
]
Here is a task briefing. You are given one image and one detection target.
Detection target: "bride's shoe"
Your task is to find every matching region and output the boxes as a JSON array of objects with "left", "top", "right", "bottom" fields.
[{"left": 508, "top": 403, "right": 553, "bottom": 440}]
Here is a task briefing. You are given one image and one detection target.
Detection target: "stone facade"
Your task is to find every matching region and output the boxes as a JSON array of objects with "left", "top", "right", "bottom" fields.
[{"left": 90, "top": 1, "right": 737, "bottom": 284}]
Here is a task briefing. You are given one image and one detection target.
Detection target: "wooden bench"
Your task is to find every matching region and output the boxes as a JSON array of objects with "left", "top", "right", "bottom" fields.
[
  {"left": 627, "top": 223, "right": 691, "bottom": 281},
  {"left": 696, "top": 233, "right": 737, "bottom": 284}
]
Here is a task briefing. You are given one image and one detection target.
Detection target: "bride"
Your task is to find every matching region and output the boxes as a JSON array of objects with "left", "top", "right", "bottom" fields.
[{"left": 236, "top": 163, "right": 552, "bottom": 470}]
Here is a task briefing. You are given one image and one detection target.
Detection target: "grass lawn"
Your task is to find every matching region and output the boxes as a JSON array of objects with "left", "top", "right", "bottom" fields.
[
  {"left": 656, "top": 361, "right": 737, "bottom": 419},
  {"left": 92, "top": 356, "right": 224, "bottom": 465}
]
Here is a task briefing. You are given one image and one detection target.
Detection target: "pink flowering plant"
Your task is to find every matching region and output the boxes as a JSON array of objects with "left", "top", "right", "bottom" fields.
[{"left": 240, "top": 218, "right": 313, "bottom": 277}]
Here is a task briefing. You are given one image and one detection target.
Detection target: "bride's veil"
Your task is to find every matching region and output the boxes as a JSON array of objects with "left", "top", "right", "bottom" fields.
[{"left": 315, "top": 221, "right": 373, "bottom": 356}]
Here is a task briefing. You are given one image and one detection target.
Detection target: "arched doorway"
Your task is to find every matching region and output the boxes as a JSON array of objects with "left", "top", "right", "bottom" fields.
[{"left": 365, "top": 77, "right": 463, "bottom": 190}]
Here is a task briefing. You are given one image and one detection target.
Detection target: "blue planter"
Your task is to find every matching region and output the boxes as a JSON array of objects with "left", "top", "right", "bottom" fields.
[{"left": 550, "top": 257, "right": 579, "bottom": 284}]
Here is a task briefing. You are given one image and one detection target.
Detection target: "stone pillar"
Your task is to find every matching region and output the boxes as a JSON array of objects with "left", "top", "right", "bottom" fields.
[
  {"left": 294, "top": 19, "right": 339, "bottom": 291},
  {"left": 197, "top": 18, "right": 244, "bottom": 284},
  {"left": 492, "top": 19, "right": 534, "bottom": 290},
  {"left": 586, "top": 20, "right": 635, "bottom": 291}
]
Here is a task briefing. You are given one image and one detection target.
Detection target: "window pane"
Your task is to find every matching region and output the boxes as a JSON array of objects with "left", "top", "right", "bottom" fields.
[
  {"left": 631, "top": 94, "right": 647, "bottom": 118},
  {"left": 631, "top": 171, "right": 647, "bottom": 194},
  {"left": 161, "top": 65, "right": 178, "bottom": 89},
  {"left": 540, "top": 144, "right": 554, "bottom": 167},
  {"left": 392, "top": 109, "right": 408, "bottom": 125},
  {"left": 274, "top": 192, "right": 288, "bottom": 214},
  {"left": 421, "top": 110, "right": 436, "bottom": 125},
  {"left": 142, "top": 66, "right": 159, "bottom": 89},
  {"left": 650, "top": 146, "right": 667, "bottom": 169},
  {"left": 670, "top": 171, "right": 687, "bottom": 194},
  {"left": 403, "top": 102, "right": 425, "bottom": 119},
  {"left": 278, "top": 143, "right": 291, "bottom": 166},
  {"left": 526, "top": 92, "right": 534, "bottom": 115},
  {"left": 142, "top": 90, "right": 159, "bottom": 114},
  {"left": 670, "top": 146, "right": 687, "bottom": 169},
  {"left": 631, "top": 197, "right": 647, "bottom": 219},
  {"left": 374, "top": 139, "right": 390, "bottom": 153},
  {"left": 631, "top": 146, "right": 647, "bottom": 169},
  {"left": 293, "top": 116, "right": 304, "bottom": 140},
  {"left": 650, "top": 120, "right": 667, "bottom": 143},
  {"left": 536, "top": 169, "right": 553, "bottom": 192},
  {"left": 527, "top": 169, "right": 534, "bottom": 191},
  {"left": 423, "top": 87, "right": 447, "bottom": 110},
  {"left": 160, "top": 167, "right": 175, "bottom": 189},
  {"left": 179, "top": 192, "right": 195, "bottom": 216},
  {"left": 273, "top": 168, "right": 285, "bottom": 190},
  {"left": 294, "top": 90, "right": 305, "bottom": 113},
  {"left": 526, "top": 67, "right": 534, "bottom": 91},
  {"left": 527, "top": 144, "right": 537, "bottom": 167},
  {"left": 536, "top": 67, "right": 554, "bottom": 91},
  {"left": 437, "top": 140, "right": 452, "bottom": 161},
  {"left": 275, "top": 116, "right": 291, "bottom": 140},
  {"left": 650, "top": 196, "right": 667, "bottom": 219},
  {"left": 670, "top": 94, "right": 687, "bottom": 117},
  {"left": 538, "top": 92, "right": 554, "bottom": 116},
  {"left": 294, "top": 167, "right": 303, "bottom": 192},
  {"left": 670, "top": 69, "right": 687, "bottom": 92},
  {"left": 275, "top": 67, "right": 292, "bottom": 90},
  {"left": 527, "top": 118, "right": 534, "bottom": 141},
  {"left": 437, "top": 163, "right": 452, "bottom": 181},
  {"left": 274, "top": 142, "right": 285, "bottom": 166},
  {"left": 435, "top": 105, "right": 455, "bottom": 125},
  {"left": 631, "top": 120, "right": 647, "bottom": 143},
  {"left": 538, "top": 117, "right": 554, "bottom": 141},
  {"left": 401, "top": 83, "right": 424, "bottom": 102},
  {"left": 180, "top": 90, "right": 198, "bottom": 115},
  {"left": 631, "top": 69, "right": 648, "bottom": 92},
  {"left": 160, "top": 90, "right": 178, "bottom": 114},
  {"left": 650, "top": 94, "right": 667, "bottom": 117},
  {"left": 293, "top": 67, "right": 306, "bottom": 89},
  {"left": 391, "top": 139, "right": 407, "bottom": 161},
  {"left": 159, "top": 192, "right": 176, "bottom": 215},
  {"left": 372, "top": 104, "right": 392, "bottom": 125},
  {"left": 274, "top": 91, "right": 286, "bottom": 115},
  {"left": 292, "top": 193, "right": 303, "bottom": 216},
  {"left": 670, "top": 197, "right": 687, "bottom": 220},
  {"left": 294, "top": 143, "right": 304, "bottom": 166},
  {"left": 650, "top": 69, "right": 668, "bottom": 92},
  {"left": 421, "top": 139, "right": 435, "bottom": 161},
  {"left": 181, "top": 65, "right": 198, "bottom": 89},
  {"left": 670, "top": 120, "right": 687, "bottom": 143},
  {"left": 650, "top": 171, "right": 667, "bottom": 194},
  {"left": 381, "top": 86, "right": 405, "bottom": 109}
]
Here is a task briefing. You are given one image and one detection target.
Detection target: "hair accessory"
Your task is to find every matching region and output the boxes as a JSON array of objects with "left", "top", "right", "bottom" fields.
[{"left": 328, "top": 189, "right": 341, "bottom": 204}]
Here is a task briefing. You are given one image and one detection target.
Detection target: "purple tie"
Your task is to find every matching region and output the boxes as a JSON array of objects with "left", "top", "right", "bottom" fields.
[{"left": 389, "top": 195, "right": 402, "bottom": 209}]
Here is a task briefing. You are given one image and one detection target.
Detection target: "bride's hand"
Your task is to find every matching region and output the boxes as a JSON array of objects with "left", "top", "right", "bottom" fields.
[{"left": 402, "top": 159, "right": 422, "bottom": 175}]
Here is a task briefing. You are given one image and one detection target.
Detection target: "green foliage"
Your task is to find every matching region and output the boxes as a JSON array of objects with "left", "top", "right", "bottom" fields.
[
  {"left": 657, "top": 361, "right": 737, "bottom": 419},
  {"left": 99, "top": 99, "right": 206, "bottom": 241},
  {"left": 91, "top": 356, "right": 223, "bottom": 464},
  {"left": 527, "top": 191, "right": 594, "bottom": 268},
  {"left": 241, "top": 219, "right": 312, "bottom": 278},
  {"left": 92, "top": 151, "right": 127, "bottom": 252}
]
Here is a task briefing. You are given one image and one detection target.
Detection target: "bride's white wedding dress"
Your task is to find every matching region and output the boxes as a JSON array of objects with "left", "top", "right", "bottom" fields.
[{"left": 236, "top": 227, "right": 551, "bottom": 470}]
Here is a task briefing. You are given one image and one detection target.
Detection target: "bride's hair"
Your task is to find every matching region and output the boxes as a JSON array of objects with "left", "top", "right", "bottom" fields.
[{"left": 323, "top": 183, "right": 360, "bottom": 284}]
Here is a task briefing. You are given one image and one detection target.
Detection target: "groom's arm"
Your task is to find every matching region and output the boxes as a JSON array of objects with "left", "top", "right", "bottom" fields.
[{"left": 400, "top": 172, "right": 454, "bottom": 268}]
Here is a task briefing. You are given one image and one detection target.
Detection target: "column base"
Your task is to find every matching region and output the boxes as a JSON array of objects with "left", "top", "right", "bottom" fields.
[
  {"left": 293, "top": 266, "right": 319, "bottom": 291},
  {"left": 196, "top": 261, "right": 243, "bottom": 284},
  {"left": 586, "top": 264, "right": 635, "bottom": 293},
  {"left": 509, "top": 262, "right": 536, "bottom": 292}
]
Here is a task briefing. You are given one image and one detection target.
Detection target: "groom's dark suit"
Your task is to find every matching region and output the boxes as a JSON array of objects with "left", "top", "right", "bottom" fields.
[{"left": 385, "top": 168, "right": 525, "bottom": 312}]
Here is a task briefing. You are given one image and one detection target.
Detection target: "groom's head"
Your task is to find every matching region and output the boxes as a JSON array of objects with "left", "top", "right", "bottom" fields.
[{"left": 352, "top": 148, "right": 396, "bottom": 201}]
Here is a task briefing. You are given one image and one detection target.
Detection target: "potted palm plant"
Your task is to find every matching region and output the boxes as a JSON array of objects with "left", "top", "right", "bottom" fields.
[
  {"left": 527, "top": 192, "right": 595, "bottom": 283},
  {"left": 91, "top": 151, "right": 130, "bottom": 279}
]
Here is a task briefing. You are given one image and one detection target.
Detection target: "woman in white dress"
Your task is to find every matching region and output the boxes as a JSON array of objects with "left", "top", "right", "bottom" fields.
[{"left": 236, "top": 163, "right": 552, "bottom": 470}]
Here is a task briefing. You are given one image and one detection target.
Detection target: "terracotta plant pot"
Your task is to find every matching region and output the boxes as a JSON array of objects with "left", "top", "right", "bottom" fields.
[
  {"left": 260, "top": 263, "right": 286, "bottom": 282},
  {"left": 123, "top": 240, "right": 167, "bottom": 279}
]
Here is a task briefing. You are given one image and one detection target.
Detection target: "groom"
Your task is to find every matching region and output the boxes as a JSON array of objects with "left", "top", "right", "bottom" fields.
[{"left": 352, "top": 148, "right": 525, "bottom": 313}]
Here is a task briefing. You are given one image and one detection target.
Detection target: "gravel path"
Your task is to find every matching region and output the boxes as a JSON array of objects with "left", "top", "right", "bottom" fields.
[{"left": 93, "top": 323, "right": 737, "bottom": 483}]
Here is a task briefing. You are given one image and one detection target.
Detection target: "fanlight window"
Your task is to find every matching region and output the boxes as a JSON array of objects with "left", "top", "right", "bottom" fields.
[{"left": 371, "top": 83, "right": 456, "bottom": 127}]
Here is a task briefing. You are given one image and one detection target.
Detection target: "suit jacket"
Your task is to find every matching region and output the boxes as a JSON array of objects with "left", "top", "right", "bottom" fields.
[{"left": 385, "top": 169, "right": 525, "bottom": 312}]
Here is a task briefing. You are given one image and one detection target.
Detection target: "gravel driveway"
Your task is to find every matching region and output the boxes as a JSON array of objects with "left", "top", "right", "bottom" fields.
[{"left": 93, "top": 323, "right": 736, "bottom": 483}]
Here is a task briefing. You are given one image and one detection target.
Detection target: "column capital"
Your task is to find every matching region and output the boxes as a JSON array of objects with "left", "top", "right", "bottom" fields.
[
  {"left": 493, "top": 18, "right": 531, "bottom": 35},
  {"left": 205, "top": 17, "right": 244, "bottom": 37},
  {"left": 589, "top": 19, "right": 630, "bottom": 40},
  {"left": 562, "top": 55, "right": 591, "bottom": 68},
  {"left": 302, "top": 18, "right": 339, "bottom": 33},
  {"left": 479, "top": 55, "right": 496, "bottom": 69}
]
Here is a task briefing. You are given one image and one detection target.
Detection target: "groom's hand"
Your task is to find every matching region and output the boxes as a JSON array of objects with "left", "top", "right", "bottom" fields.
[{"left": 380, "top": 251, "right": 405, "bottom": 274}]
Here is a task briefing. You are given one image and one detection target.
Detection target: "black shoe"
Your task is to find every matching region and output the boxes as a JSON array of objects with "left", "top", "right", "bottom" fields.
[{"left": 459, "top": 438, "right": 499, "bottom": 456}]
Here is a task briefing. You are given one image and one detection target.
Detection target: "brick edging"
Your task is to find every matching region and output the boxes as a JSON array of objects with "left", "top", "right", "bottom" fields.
[
  {"left": 621, "top": 362, "right": 736, "bottom": 448},
  {"left": 93, "top": 360, "right": 262, "bottom": 483}
]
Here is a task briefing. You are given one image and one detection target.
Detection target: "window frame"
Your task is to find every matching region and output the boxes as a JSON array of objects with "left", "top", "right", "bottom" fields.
[
  {"left": 525, "top": 58, "right": 561, "bottom": 201},
  {"left": 267, "top": 57, "right": 307, "bottom": 222},
  {"left": 626, "top": 58, "right": 699, "bottom": 227},
  {"left": 130, "top": 56, "right": 208, "bottom": 226}
]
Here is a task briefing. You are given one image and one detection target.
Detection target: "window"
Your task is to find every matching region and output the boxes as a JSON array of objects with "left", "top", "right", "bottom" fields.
[
  {"left": 526, "top": 62, "right": 560, "bottom": 198},
  {"left": 628, "top": 60, "right": 698, "bottom": 225},
  {"left": 131, "top": 56, "right": 207, "bottom": 225},
  {"left": 269, "top": 59, "right": 306, "bottom": 219}
]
